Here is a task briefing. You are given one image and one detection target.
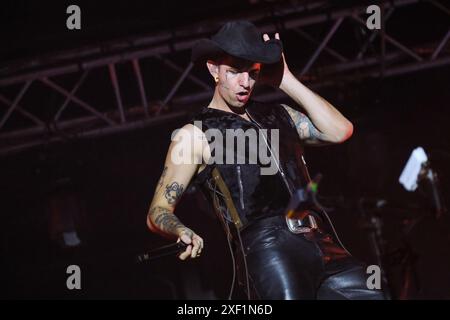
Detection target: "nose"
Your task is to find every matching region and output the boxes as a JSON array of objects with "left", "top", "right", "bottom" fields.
[{"left": 239, "top": 72, "right": 250, "bottom": 88}]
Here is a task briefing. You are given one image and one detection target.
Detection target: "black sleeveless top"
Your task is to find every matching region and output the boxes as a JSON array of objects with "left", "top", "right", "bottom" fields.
[{"left": 190, "top": 100, "right": 312, "bottom": 229}]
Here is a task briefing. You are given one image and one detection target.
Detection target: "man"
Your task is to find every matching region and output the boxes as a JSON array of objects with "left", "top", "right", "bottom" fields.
[{"left": 147, "top": 21, "right": 384, "bottom": 299}]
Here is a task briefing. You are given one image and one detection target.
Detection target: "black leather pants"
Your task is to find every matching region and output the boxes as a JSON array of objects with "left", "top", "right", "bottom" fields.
[{"left": 239, "top": 215, "right": 385, "bottom": 300}]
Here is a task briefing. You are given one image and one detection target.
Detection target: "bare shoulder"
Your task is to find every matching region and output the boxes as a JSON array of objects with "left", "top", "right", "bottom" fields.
[
  {"left": 170, "top": 123, "right": 210, "bottom": 164},
  {"left": 171, "top": 123, "right": 207, "bottom": 144}
]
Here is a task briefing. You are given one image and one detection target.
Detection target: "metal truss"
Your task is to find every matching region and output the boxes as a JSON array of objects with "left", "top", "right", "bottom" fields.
[{"left": 0, "top": 0, "right": 449, "bottom": 156}]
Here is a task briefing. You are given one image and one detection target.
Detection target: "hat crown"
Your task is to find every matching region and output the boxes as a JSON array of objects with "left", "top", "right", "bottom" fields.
[
  {"left": 191, "top": 20, "right": 282, "bottom": 64},
  {"left": 212, "top": 21, "right": 260, "bottom": 47}
]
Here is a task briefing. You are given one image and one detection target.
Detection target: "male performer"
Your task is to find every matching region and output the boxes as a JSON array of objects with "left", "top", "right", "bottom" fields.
[{"left": 147, "top": 21, "right": 384, "bottom": 299}]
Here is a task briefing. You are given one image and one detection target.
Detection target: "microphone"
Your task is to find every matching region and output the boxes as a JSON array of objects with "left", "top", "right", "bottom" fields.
[
  {"left": 399, "top": 147, "right": 447, "bottom": 219},
  {"left": 424, "top": 166, "right": 446, "bottom": 219},
  {"left": 135, "top": 241, "right": 188, "bottom": 263}
]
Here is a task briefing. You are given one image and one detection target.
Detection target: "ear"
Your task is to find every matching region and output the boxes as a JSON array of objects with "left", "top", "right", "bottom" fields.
[{"left": 206, "top": 60, "right": 219, "bottom": 79}]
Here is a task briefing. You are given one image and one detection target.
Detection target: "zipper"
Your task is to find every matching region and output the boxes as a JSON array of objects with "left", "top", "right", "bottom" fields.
[
  {"left": 245, "top": 110, "right": 293, "bottom": 197},
  {"left": 236, "top": 165, "right": 245, "bottom": 210}
]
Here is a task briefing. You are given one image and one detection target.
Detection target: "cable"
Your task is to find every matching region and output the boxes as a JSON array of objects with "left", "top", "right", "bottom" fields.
[
  {"left": 223, "top": 218, "right": 236, "bottom": 300},
  {"left": 210, "top": 179, "right": 251, "bottom": 300},
  {"left": 311, "top": 192, "right": 353, "bottom": 256},
  {"left": 210, "top": 181, "right": 237, "bottom": 299},
  {"left": 235, "top": 217, "right": 251, "bottom": 300}
]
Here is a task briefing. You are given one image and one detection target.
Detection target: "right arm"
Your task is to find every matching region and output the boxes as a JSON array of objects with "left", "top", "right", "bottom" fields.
[{"left": 147, "top": 124, "right": 209, "bottom": 260}]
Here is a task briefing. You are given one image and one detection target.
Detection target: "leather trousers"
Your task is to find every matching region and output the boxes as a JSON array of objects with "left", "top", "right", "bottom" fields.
[{"left": 239, "top": 215, "right": 385, "bottom": 300}]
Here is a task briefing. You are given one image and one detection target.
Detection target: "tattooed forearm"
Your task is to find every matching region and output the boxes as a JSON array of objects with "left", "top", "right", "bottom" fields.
[
  {"left": 164, "top": 182, "right": 184, "bottom": 204},
  {"left": 149, "top": 206, "right": 186, "bottom": 235},
  {"left": 155, "top": 166, "right": 168, "bottom": 192},
  {"left": 283, "top": 105, "right": 325, "bottom": 142}
]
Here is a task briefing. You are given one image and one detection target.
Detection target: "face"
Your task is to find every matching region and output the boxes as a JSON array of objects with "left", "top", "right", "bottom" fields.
[{"left": 210, "top": 56, "right": 261, "bottom": 108}]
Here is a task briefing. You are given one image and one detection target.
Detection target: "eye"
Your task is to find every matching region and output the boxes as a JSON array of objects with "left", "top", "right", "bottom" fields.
[
  {"left": 227, "top": 69, "right": 238, "bottom": 75},
  {"left": 250, "top": 70, "right": 260, "bottom": 79}
]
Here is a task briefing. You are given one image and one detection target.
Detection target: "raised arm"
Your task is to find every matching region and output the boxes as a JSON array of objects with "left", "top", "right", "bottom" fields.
[
  {"left": 147, "top": 123, "right": 208, "bottom": 260},
  {"left": 280, "top": 77, "right": 353, "bottom": 145},
  {"left": 262, "top": 32, "right": 353, "bottom": 145}
]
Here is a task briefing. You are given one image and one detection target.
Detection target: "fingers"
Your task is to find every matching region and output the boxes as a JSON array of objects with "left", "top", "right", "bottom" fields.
[
  {"left": 180, "top": 233, "right": 192, "bottom": 245},
  {"left": 196, "top": 237, "right": 204, "bottom": 256},
  {"left": 191, "top": 236, "right": 204, "bottom": 258},
  {"left": 177, "top": 232, "right": 204, "bottom": 260},
  {"left": 263, "top": 33, "right": 281, "bottom": 41},
  {"left": 179, "top": 244, "right": 192, "bottom": 260}
]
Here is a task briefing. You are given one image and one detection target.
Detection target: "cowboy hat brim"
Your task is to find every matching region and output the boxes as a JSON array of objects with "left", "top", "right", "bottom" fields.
[{"left": 191, "top": 37, "right": 283, "bottom": 65}]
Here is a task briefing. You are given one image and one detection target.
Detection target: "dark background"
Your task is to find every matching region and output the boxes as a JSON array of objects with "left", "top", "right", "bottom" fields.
[{"left": 1, "top": 0, "right": 450, "bottom": 299}]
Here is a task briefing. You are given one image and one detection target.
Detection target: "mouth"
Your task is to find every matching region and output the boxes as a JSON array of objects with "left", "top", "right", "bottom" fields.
[{"left": 236, "top": 91, "right": 250, "bottom": 103}]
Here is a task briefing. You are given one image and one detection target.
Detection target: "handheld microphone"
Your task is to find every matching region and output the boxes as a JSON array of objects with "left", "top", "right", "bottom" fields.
[{"left": 135, "top": 241, "right": 188, "bottom": 263}]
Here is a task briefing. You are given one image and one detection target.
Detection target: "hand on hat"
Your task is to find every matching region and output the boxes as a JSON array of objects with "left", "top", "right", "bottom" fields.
[
  {"left": 263, "top": 33, "right": 289, "bottom": 76},
  {"left": 259, "top": 33, "right": 291, "bottom": 88}
]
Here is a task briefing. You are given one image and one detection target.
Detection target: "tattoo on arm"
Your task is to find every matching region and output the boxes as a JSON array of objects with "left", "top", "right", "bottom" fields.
[
  {"left": 283, "top": 105, "right": 325, "bottom": 142},
  {"left": 149, "top": 173, "right": 187, "bottom": 236},
  {"left": 164, "top": 182, "right": 185, "bottom": 205},
  {"left": 155, "top": 166, "right": 168, "bottom": 192},
  {"left": 149, "top": 206, "right": 187, "bottom": 235}
]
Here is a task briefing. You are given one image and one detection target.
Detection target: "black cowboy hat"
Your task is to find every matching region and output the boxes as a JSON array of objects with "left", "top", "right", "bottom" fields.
[{"left": 191, "top": 20, "right": 282, "bottom": 65}]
